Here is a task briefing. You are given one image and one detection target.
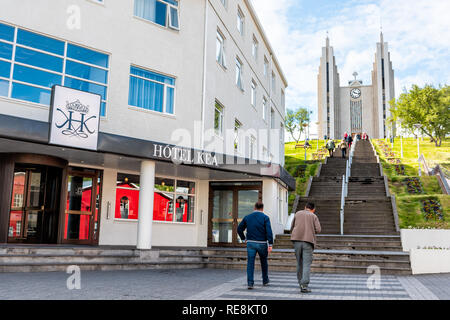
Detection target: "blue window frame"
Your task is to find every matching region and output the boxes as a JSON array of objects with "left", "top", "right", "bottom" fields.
[
  {"left": 15, "top": 47, "right": 63, "bottom": 73},
  {"left": 0, "top": 42, "right": 12, "bottom": 60},
  {"left": 0, "top": 60, "right": 10, "bottom": 78},
  {"left": 134, "top": 0, "right": 179, "bottom": 30},
  {"left": 0, "top": 22, "right": 109, "bottom": 116},
  {"left": 0, "top": 79, "right": 8, "bottom": 97},
  {"left": 0, "top": 23, "right": 14, "bottom": 42},
  {"left": 128, "top": 66, "right": 175, "bottom": 114},
  {"left": 17, "top": 29, "right": 65, "bottom": 56}
]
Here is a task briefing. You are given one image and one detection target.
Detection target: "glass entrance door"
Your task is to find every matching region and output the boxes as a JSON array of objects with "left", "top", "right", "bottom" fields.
[
  {"left": 209, "top": 182, "right": 262, "bottom": 247},
  {"left": 8, "top": 166, "right": 62, "bottom": 244},
  {"left": 63, "top": 169, "right": 101, "bottom": 245}
]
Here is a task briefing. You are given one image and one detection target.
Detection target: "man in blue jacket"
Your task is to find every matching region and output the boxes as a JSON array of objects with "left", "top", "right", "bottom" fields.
[{"left": 237, "top": 202, "right": 274, "bottom": 289}]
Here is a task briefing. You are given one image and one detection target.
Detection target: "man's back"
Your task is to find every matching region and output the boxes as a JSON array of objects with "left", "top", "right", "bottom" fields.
[
  {"left": 290, "top": 210, "right": 321, "bottom": 247},
  {"left": 238, "top": 211, "right": 273, "bottom": 245}
]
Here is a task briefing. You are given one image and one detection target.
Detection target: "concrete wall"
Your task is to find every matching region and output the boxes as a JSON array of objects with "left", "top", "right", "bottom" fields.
[
  {"left": 401, "top": 229, "right": 450, "bottom": 251},
  {"left": 401, "top": 229, "right": 450, "bottom": 275},
  {"left": 203, "top": 0, "right": 286, "bottom": 164},
  {"left": 0, "top": 0, "right": 286, "bottom": 163},
  {"left": 410, "top": 249, "right": 450, "bottom": 275}
]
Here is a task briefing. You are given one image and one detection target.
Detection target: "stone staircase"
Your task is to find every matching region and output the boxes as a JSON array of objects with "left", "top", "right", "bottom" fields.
[
  {"left": 277, "top": 139, "right": 411, "bottom": 275},
  {"left": 0, "top": 141, "right": 410, "bottom": 275}
]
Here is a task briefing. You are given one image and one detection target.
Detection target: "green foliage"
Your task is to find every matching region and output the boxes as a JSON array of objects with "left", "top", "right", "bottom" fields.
[
  {"left": 396, "top": 195, "right": 450, "bottom": 229},
  {"left": 284, "top": 107, "right": 310, "bottom": 143},
  {"left": 389, "top": 84, "right": 450, "bottom": 146},
  {"left": 372, "top": 138, "right": 450, "bottom": 229}
]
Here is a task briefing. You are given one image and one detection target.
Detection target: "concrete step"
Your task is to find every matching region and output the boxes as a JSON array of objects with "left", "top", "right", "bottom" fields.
[{"left": 0, "top": 261, "right": 206, "bottom": 273}]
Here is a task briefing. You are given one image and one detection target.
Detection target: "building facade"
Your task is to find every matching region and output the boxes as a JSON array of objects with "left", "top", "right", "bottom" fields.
[
  {"left": 317, "top": 33, "right": 395, "bottom": 140},
  {"left": 0, "top": 0, "right": 293, "bottom": 249}
]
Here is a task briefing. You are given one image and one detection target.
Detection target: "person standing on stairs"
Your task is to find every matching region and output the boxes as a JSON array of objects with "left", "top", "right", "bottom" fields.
[
  {"left": 237, "top": 202, "right": 274, "bottom": 290},
  {"left": 346, "top": 134, "right": 353, "bottom": 150},
  {"left": 338, "top": 139, "right": 348, "bottom": 158},
  {"left": 326, "top": 138, "right": 335, "bottom": 157},
  {"left": 290, "top": 202, "right": 321, "bottom": 293}
]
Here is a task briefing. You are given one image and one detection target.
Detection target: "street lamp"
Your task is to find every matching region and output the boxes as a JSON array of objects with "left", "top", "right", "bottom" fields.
[
  {"left": 414, "top": 123, "right": 422, "bottom": 176},
  {"left": 303, "top": 123, "right": 309, "bottom": 160},
  {"left": 315, "top": 121, "right": 320, "bottom": 151}
]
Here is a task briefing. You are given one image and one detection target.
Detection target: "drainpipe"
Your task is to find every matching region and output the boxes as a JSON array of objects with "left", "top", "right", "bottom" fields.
[{"left": 200, "top": 0, "right": 209, "bottom": 150}]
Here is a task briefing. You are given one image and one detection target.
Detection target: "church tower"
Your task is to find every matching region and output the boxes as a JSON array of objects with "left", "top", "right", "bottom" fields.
[
  {"left": 317, "top": 36, "right": 340, "bottom": 139},
  {"left": 317, "top": 33, "right": 395, "bottom": 139}
]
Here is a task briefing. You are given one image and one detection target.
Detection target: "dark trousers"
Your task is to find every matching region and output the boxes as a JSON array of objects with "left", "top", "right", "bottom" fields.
[
  {"left": 246, "top": 242, "right": 269, "bottom": 286},
  {"left": 293, "top": 241, "right": 314, "bottom": 287},
  {"left": 341, "top": 148, "right": 347, "bottom": 158},
  {"left": 328, "top": 149, "right": 333, "bottom": 157}
]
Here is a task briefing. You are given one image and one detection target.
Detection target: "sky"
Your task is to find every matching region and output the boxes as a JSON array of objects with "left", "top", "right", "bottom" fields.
[{"left": 250, "top": 0, "right": 450, "bottom": 137}]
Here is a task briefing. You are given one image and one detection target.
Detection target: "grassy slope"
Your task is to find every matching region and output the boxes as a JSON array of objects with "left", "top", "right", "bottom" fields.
[
  {"left": 372, "top": 138, "right": 450, "bottom": 229},
  {"left": 285, "top": 140, "right": 328, "bottom": 212}
]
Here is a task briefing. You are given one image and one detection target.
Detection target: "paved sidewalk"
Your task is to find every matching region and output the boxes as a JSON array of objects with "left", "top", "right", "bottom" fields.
[{"left": 0, "top": 269, "right": 448, "bottom": 300}]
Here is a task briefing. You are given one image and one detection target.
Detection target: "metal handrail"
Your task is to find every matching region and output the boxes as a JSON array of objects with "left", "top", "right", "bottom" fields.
[{"left": 340, "top": 174, "right": 346, "bottom": 235}]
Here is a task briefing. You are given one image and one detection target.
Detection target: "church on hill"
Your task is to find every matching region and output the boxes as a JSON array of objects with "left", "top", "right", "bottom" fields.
[{"left": 317, "top": 33, "right": 395, "bottom": 140}]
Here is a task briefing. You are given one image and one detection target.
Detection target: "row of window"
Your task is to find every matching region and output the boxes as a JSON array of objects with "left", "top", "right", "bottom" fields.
[
  {"left": 216, "top": 28, "right": 285, "bottom": 125},
  {"left": 0, "top": 22, "right": 176, "bottom": 116},
  {"left": 0, "top": 23, "right": 109, "bottom": 115},
  {"left": 216, "top": 1, "right": 285, "bottom": 105}
]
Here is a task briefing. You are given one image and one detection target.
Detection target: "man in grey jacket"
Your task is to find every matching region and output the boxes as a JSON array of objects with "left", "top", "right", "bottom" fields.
[{"left": 290, "top": 202, "right": 321, "bottom": 293}]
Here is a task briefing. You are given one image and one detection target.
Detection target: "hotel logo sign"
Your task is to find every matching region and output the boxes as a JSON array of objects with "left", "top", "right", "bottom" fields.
[{"left": 49, "top": 85, "right": 101, "bottom": 151}]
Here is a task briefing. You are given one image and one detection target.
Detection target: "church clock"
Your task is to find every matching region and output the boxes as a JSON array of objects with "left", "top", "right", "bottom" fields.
[{"left": 350, "top": 88, "right": 361, "bottom": 99}]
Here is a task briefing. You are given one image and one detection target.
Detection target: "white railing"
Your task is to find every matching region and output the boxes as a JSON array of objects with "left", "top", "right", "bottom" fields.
[{"left": 340, "top": 174, "right": 346, "bottom": 235}]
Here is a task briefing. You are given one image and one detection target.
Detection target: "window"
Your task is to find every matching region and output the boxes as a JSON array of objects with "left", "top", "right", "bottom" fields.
[
  {"left": 281, "top": 89, "right": 285, "bottom": 108},
  {"left": 251, "top": 79, "right": 257, "bottom": 108},
  {"left": 154, "top": 178, "right": 195, "bottom": 223},
  {"left": 134, "top": 0, "right": 179, "bottom": 30},
  {"left": 237, "top": 7, "right": 244, "bottom": 35},
  {"left": 272, "top": 72, "right": 276, "bottom": 93},
  {"left": 234, "top": 119, "right": 242, "bottom": 152},
  {"left": 0, "top": 22, "right": 109, "bottom": 115},
  {"left": 235, "top": 57, "right": 243, "bottom": 90},
  {"left": 216, "top": 30, "right": 226, "bottom": 68},
  {"left": 115, "top": 174, "right": 196, "bottom": 223},
  {"left": 13, "top": 193, "right": 23, "bottom": 208},
  {"left": 220, "top": 0, "right": 226, "bottom": 7},
  {"left": 252, "top": 35, "right": 258, "bottom": 60},
  {"left": 128, "top": 66, "right": 175, "bottom": 114},
  {"left": 214, "top": 101, "right": 224, "bottom": 136},
  {"left": 250, "top": 135, "right": 256, "bottom": 159},
  {"left": 262, "top": 96, "right": 268, "bottom": 122},
  {"left": 271, "top": 108, "right": 275, "bottom": 129},
  {"left": 264, "top": 56, "right": 269, "bottom": 77}
]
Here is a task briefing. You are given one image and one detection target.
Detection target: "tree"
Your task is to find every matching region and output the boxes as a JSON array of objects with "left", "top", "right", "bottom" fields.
[
  {"left": 285, "top": 107, "right": 310, "bottom": 143},
  {"left": 389, "top": 84, "right": 450, "bottom": 147}
]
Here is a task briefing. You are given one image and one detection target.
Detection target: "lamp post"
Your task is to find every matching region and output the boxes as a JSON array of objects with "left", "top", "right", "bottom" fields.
[
  {"left": 315, "top": 121, "right": 320, "bottom": 151},
  {"left": 303, "top": 123, "right": 308, "bottom": 160},
  {"left": 414, "top": 123, "right": 422, "bottom": 176}
]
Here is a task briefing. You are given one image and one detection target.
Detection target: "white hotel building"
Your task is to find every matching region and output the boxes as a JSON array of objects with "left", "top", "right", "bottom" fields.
[{"left": 0, "top": 0, "right": 293, "bottom": 249}]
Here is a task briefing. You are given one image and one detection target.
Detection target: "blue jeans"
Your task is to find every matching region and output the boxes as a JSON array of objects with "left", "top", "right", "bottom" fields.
[{"left": 246, "top": 242, "right": 269, "bottom": 286}]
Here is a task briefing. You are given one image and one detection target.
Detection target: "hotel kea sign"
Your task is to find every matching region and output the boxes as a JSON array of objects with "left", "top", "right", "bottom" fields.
[{"left": 49, "top": 85, "right": 101, "bottom": 151}]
